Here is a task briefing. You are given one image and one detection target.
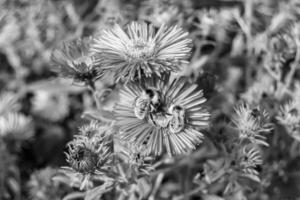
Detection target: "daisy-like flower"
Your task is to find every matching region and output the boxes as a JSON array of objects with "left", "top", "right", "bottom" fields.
[
  {"left": 51, "top": 38, "right": 102, "bottom": 85},
  {"left": 114, "top": 76, "right": 210, "bottom": 156},
  {"left": 79, "top": 120, "right": 109, "bottom": 139},
  {"left": 232, "top": 104, "right": 272, "bottom": 146},
  {"left": 0, "top": 91, "right": 20, "bottom": 115},
  {"left": 92, "top": 21, "right": 191, "bottom": 82},
  {"left": 65, "top": 136, "right": 113, "bottom": 174},
  {"left": 277, "top": 100, "right": 300, "bottom": 141},
  {"left": 27, "top": 167, "right": 71, "bottom": 200},
  {"left": 0, "top": 112, "right": 33, "bottom": 141},
  {"left": 31, "top": 90, "right": 69, "bottom": 122},
  {"left": 234, "top": 145, "right": 263, "bottom": 182}
]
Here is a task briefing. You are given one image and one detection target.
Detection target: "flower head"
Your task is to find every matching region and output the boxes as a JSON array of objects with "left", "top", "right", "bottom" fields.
[
  {"left": 277, "top": 100, "right": 300, "bottom": 141},
  {"left": 32, "top": 90, "right": 69, "bottom": 122},
  {"left": 232, "top": 104, "right": 272, "bottom": 146},
  {"left": 0, "top": 112, "right": 33, "bottom": 141},
  {"left": 0, "top": 92, "right": 20, "bottom": 115},
  {"left": 234, "top": 145, "right": 263, "bottom": 182},
  {"left": 92, "top": 22, "right": 191, "bottom": 82},
  {"left": 114, "top": 76, "right": 210, "bottom": 156},
  {"left": 51, "top": 38, "right": 102, "bottom": 84},
  {"left": 27, "top": 167, "right": 71, "bottom": 200},
  {"left": 66, "top": 136, "right": 112, "bottom": 174}
]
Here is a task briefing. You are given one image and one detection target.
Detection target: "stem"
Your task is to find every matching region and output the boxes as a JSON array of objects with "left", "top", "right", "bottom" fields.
[
  {"left": 285, "top": 29, "right": 300, "bottom": 87},
  {"left": 148, "top": 173, "right": 164, "bottom": 200},
  {"left": 86, "top": 80, "right": 101, "bottom": 109},
  {"left": 173, "top": 186, "right": 204, "bottom": 200}
]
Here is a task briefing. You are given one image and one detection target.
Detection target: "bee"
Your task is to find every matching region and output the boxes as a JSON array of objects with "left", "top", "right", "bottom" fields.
[
  {"left": 150, "top": 112, "right": 170, "bottom": 128},
  {"left": 134, "top": 88, "right": 161, "bottom": 119},
  {"left": 168, "top": 105, "right": 186, "bottom": 133}
]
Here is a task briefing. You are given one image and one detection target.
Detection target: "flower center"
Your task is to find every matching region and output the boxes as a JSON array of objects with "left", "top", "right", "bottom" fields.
[{"left": 126, "top": 38, "right": 155, "bottom": 61}]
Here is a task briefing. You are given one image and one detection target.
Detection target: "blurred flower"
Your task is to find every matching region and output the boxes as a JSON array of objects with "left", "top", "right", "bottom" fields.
[
  {"left": 139, "top": 0, "right": 182, "bottom": 26},
  {"left": 114, "top": 77, "right": 210, "bottom": 156},
  {"left": 32, "top": 90, "right": 70, "bottom": 122},
  {"left": 232, "top": 104, "right": 272, "bottom": 146},
  {"left": 277, "top": 100, "right": 300, "bottom": 141},
  {"left": 0, "top": 112, "right": 33, "bottom": 141},
  {"left": 241, "top": 75, "right": 275, "bottom": 106},
  {"left": 92, "top": 21, "right": 191, "bottom": 82},
  {"left": 0, "top": 91, "right": 20, "bottom": 115},
  {"left": 51, "top": 38, "right": 102, "bottom": 84},
  {"left": 27, "top": 167, "right": 71, "bottom": 200}
]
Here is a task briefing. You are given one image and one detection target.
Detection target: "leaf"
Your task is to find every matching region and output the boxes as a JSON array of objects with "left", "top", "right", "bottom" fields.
[
  {"left": 201, "top": 194, "right": 225, "bottom": 200},
  {"left": 82, "top": 109, "right": 115, "bottom": 122},
  {"left": 63, "top": 192, "right": 85, "bottom": 200},
  {"left": 84, "top": 182, "right": 114, "bottom": 200},
  {"left": 24, "top": 78, "right": 85, "bottom": 94}
]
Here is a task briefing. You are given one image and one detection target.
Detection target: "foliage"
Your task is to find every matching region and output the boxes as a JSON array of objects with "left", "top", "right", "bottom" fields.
[{"left": 1, "top": 0, "right": 300, "bottom": 199}]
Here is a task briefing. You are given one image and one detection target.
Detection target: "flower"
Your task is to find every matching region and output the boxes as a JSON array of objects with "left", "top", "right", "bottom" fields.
[
  {"left": 232, "top": 104, "right": 272, "bottom": 146},
  {"left": 277, "top": 100, "right": 300, "bottom": 141},
  {"left": 31, "top": 90, "right": 69, "bottom": 122},
  {"left": 114, "top": 76, "right": 210, "bottom": 156},
  {"left": 0, "top": 112, "right": 33, "bottom": 141},
  {"left": 51, "top": 38, "right": 102, "bottom": 84},
  {"left": 65, "top": 136, "right": 112, "bottom": 174},
  {"left": 27, "top": 167, "right": 71, "bottom": 200},
  {"left": 0, "top": 91, "right": 20, "bottom": 115},
  {"left": 234, "top": 145, "right": 263, "bottom": 182},
  {"left": 92, "top": 21, "right": 191, "bottom": 82}
]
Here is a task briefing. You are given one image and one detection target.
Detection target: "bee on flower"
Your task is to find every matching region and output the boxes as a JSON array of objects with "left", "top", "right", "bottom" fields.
[
  {"left": 114, "top": 76, "right": 210, "bottom": 156},
  {"left": 91, "top": 21, "right": 192, "bottom": 82},
  {"left": 65, "top": 135, "right": 113, "bottom": 175},
  {"left": 232, "top": 104, "right": 272, "bottom": 146},
  {"left": 51, "top": 38, "right": 102, "bottom": 86}
]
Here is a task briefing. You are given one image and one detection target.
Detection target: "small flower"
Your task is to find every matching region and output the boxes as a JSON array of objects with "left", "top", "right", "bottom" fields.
[
  {"left": 79, "top": 121, "right": 106, "bottom": 138},
  {"left": 241, "top": 75, "right": 275, "bottom": 106},
  {"left": 0, "top": 112, "right": 33, "bottom": 141},
  {"left": 65, "top": 136, "right": 112, "bottom": 174},
  {"left": 27, "top": 167, "right": 71, "bottom": 200},
  {"left": 114, "top": 76, "right": 210, "bottom": 156},
  {"left": 277, "top": 100, "right": 300, "bottom": 141},
  {"left": 0, "top": 92, "right": 20, "bottom": 115},
  {"left": 92, "top": 22, "right": 191, "bottom": 82},
  {"left": 234, "top": 145, "right": 263, "bottom": 182},
  {"left": 232, "top": 104, "right": 272, "bottom": 146},
  {"left": 116, "top": 140, "right": 154, "bottom": 177},
  {"left": 31, "top": 90, "right": 69, "bottom": 122},
  {"left": 51, "top": 38, "right": 102, "bottom": 84}
]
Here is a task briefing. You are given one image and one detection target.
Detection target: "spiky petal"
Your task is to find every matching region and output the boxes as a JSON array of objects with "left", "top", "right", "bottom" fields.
[
  {"left": 51, "top": 38, "right": 102, "bottom": 84},
  {"left": 114, "top": 77, "right": 210, "bottom": 156},
  {"left": 92, "top": 22, "right": 191, "bottom": 82}
]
